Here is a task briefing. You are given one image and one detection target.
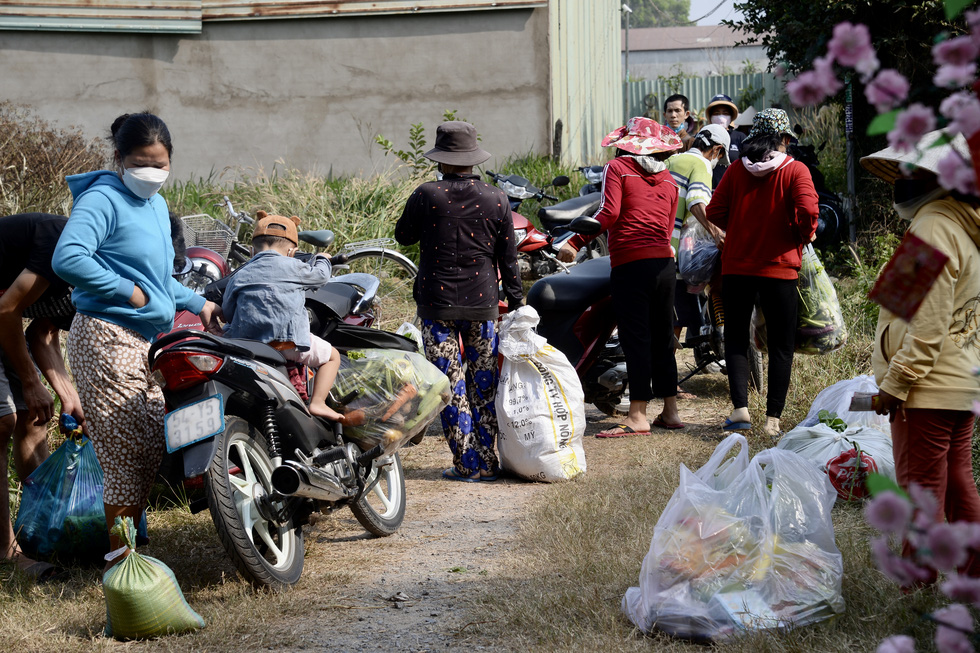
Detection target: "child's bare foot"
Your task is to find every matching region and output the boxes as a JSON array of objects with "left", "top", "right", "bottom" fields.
[{"left": 309, "top": 402, "right": 345, "bottom": 422}]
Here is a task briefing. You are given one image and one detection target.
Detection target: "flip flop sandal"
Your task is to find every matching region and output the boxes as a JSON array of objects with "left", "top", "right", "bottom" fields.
[
  {"left": 480, "top": 472, "right": 499, "bottom": 482},
  {"left": 722, "top": 418, "right": 752, "bottom": 431},
  {"left": 442, "top": 467, "right": 481, "bottom": 482},
  {"left": 653, "top": 416, "right": 685, "bottom": 430},
  {"left": 596, "top": 424, "right": 650, "bottom": 438},
  {"left": 20, "top": 561, "right": 65, "bottom": 583}
]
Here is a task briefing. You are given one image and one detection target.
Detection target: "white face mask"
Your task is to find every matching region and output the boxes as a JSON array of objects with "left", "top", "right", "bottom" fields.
[
  {"left": 710, "top": 155, "right": 720, "bottom": 170},
  {"left": 122, "top": 166, "right": 169, "bottom": 199},
  {"left": 892, "top": 187, "right": 950, "bottom": 221},
  {"left": 711, "top": 114, "right": 732, "bottom": 128}
]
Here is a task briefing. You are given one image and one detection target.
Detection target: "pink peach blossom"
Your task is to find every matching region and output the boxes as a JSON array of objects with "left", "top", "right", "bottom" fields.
[
  {"left": 933, "top": 604, "right": 975, "bottom": 653},
  {"left": 827, "top": 22, "right": 875, "bottom": 68},
  {"left": 872, "top": 536, "right": 932, "bottom": 586},
  {"left": 969, "top": 9, "right": 980, "bottom": 45},
  {"left": 942, "top": 575, "right": 980, "bottom": 607},
  {"left": 774, "top": 62, "right": 788, "bottom": 79},
  {"left": 940, "top": 92, "right": 980, "bottom": 138},
  {"left": 813, "top": 56, "right": 843, "bottom": 95},
  {"left": 973, "top": 399, "right": 980, "bottom": 417},
  {"left": 887, "top": 104, "right": 937, "bottom": 152},
  {"left": 865, "top": 69, "right": 910, "bottom": 112},
  {"left": 877, "top": 635, "right": 916, "bottom": 653},
  {"left": 934, "top": 35, "right": 980, "bottom": 67},
  {"left": 935, "top": 63, "right": 977, "bottom": 89},
  {"left": 952, "top": 521, "right": 980, "bottom": 551},
  {"left": 937, "top": 151, "right": 978, "bottom": 196},
  {"left": 855, "top": 51, "right": 881, "bottom": 82},
  {"left": 866, "top": 491, "right": 913, "bottom": 534},
  {"left": 927, "top": 522, "right": 969, "bottom": 571},
  {"left": 787, "top": 71, "right": 830, "bottom": 107}
]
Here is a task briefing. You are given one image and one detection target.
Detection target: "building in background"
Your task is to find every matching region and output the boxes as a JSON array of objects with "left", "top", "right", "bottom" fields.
[
  {"left": 0, "top": 0, "right": 622, "bottom": 177},
  {"left": 623, "top": 25, "right": 768, "bottom": 81}
]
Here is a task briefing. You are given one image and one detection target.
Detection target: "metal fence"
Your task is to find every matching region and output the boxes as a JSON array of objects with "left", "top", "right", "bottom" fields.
[{"left": 626, "top": 73, "right": 783, "bottom": 122}]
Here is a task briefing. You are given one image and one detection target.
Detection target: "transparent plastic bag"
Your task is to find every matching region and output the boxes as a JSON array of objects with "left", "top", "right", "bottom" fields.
[
  {"left": 623, "top": 434, "right": 844, "bottom": 641},
  {"left": 331, "top": 349, "right": 451, "bottom": 454},
  {"left": 395, "top": 322, "right": 423, "bottom": 353},
  {"left": 14, "top": 417, "right": 108, "bottom": 566},
  {"left": 799, "top": 375, "right": 890, "bottom": 430},
  {"left": 776, "top": 423, "right": 895, "bottom": 500},
  {"left": 677, "top": 221, "right": 720, "bottom": 287},
  {"left": 797, "top": 244, "right": 846, "bottom": 355}
]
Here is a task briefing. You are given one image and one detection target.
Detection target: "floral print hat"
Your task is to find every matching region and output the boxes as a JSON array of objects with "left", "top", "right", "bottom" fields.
[
  {"left": 747, "top": 108, "right": 795, "bottom": 140},
  {"left": 601, "top": 117, "right": 682, "bottom": 155}
]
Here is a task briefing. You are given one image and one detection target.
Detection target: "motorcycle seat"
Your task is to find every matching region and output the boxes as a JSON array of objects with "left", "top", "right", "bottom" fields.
[
  {"left": 197, "top": 336, "right": 287, "bottom": 367},
  {"left": 526, "top": 256, "right": 611, "bottom": 313},
  {"left": 537, "top": 193, "right": 601, "bottom": 229}
]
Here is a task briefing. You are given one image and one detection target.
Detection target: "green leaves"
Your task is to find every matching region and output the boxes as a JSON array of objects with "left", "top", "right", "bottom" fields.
[
  {"left": 817, "top": 409, "right": 847, "bottom": 433},
  {"left": 865, "top": 472, "right": 910, "bottom": 500},
  {"left": 945, "top": 0, "right": 973, "bottom": 20},
  {"left": 867, "top": 110, "right": 900, "bottom": 136}
]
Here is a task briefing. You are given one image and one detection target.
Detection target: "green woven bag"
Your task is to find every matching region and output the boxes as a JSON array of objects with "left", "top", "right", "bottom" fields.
[{"left": 102, "top": 517, "right": 205, "bottom": 640}]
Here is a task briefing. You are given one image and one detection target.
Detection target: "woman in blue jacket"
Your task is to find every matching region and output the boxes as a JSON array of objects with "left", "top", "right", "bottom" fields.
[{"left": 53, "top": 113, "right": 221, "bottom": 566}]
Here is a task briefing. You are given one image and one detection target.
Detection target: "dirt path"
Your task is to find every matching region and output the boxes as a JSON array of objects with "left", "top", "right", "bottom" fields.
[{"left": 288, "top": 386, "right": 726, "bottom": 652}]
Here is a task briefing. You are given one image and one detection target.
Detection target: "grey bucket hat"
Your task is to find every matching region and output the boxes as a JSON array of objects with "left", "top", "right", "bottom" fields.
[{"left": 423, "top": 121, "right": 491, "bottom": 166}]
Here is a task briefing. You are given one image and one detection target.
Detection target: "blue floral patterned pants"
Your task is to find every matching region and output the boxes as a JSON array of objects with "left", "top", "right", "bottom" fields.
[{"left": 421, "top": 319, "right": 499, "bottom": 476}]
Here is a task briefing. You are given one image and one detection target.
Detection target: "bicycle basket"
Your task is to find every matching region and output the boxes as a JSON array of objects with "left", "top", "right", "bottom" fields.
[{"left": 180, "top": 214, "right": 235, "bottom": 258}]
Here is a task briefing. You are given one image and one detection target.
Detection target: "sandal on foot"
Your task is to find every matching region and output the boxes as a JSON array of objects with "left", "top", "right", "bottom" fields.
[
  {"left": 19, "top": 560, "right": 65, "bottom": 583},
  {"left": 653, "top": 416, "right": 685, "bottom": 430},
  {"left": 480, "top": 471, "right": 499, "bottom": 482},
  {"left": 722, "top": 418, "right": 752, "bottom": 431},
  {"left": 442, "top": 467, "right": 481, "bottom": 482},
  {"left": 596, "top": 424, "right": 650, "bottom": 438}
]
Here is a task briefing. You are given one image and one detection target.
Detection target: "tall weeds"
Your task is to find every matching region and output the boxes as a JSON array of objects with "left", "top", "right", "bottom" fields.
[{"left": 0, "top": 102, "right": 107, "bottom": 216}]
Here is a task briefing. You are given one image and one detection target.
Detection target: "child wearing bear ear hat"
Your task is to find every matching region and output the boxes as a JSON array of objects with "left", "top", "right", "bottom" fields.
[{"left": 222, "top": 210, "right": 344, "bottom": 421}]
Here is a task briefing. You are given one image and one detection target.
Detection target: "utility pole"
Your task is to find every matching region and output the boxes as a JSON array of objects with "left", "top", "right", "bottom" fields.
[{"left": 623, "top": 3, "right": 632, "bottom": 122}]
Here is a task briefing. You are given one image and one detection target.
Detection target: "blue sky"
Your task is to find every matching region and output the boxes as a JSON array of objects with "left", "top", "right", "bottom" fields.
[{"left": 689, "top": 0, "right": 744, "bottom": 26}]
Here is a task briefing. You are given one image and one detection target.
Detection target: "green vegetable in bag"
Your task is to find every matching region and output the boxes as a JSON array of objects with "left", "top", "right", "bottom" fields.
[{"left": 103, "top": 517, "right": 204, "bottom": 640}]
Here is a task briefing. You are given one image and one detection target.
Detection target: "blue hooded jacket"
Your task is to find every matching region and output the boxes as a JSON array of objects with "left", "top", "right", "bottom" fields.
[{"left": 52, "top": 170, "right": 205, "bottom": 341}]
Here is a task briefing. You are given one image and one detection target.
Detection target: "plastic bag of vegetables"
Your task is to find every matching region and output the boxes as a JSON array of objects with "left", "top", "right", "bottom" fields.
[
  {"left": 15, "top": 414, "right": 109, "bottom": 566},
  {"left": 750, "top": 246, "right": 846, "bottom": 356},
  {"left": 622, "top": 434, "right": 844, "bottom": 641},
  {"left": 796, "top": 244, "right": 846, "bottom": 355},
  {"left": 331, "top": 349, "right": 451, "bottom": 454},
  {"left": 677, "top": 220, "right": 719, "bottom": 287}
]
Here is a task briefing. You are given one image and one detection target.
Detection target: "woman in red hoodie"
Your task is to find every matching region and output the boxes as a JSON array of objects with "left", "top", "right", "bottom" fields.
[
  {"left": 706, "top": 109, "right": 819, "bottom": 436},
  {"left": 559, "top": 117, "right": 682, "bottom": 437}
]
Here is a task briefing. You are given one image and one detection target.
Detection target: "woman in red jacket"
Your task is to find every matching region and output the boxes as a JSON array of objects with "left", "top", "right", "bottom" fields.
[
  {"left": 559, "top": 117, "right": 682, "bottom": 437},
  {"left": 706, "top": 109, "right": 819, "bottom": 436}
]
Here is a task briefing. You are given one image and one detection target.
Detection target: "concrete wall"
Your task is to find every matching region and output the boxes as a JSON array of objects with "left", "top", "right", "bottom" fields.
[{"left": 0, "top": 9, "right": 551, "bottom": 180}]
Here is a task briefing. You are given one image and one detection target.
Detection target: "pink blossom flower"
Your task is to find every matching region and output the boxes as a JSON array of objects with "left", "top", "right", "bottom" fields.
[
  {"left": 952, "top": 521, "right": 980, "bottom": 551},
  {"left": 973, "top": 399, "right": 980, "bottom": 417},
  {"left": 940, "top": 92, "right": 980, "bottom": 138},
  {"left": 927, "top": 522, "right": 969, "bottom": 571},
  {"left": 787, "top": 71, "right": 830, "bottom": 107},
  {"left": 934, "top": 36, "right": 980, "bottom": 67},
  {"left": 934, "top": 604, "right": 975, "bottom": 653},
  {"left": 865, "top": 69, "right": 910, "bottom": 112},
  {"left": 969, "top": 9, "right": 980, "bottom": 45},
  {"left": 934, "top": 63, "right": 977, "bottom": 89},
  {"left": 942, "top": 575, "right": 980, "bottom": 606},
  {"left": 910, "top": 483, "right": 941, "bottom": 530},
  {"left": 813, "top": 56, "right": 843, "bottom": 95},
  {"left": 855, "top": 51, "right": 881, "bottom": 82},
  {"left": 866, "top": 491, "right": 913, "bottom": 534},
  {"left": 877, "top": 635, "right": 916, "bottom": 653},
  {"left": 774, "top": 62, "right": 788, "bottom": 79},
  {"left": 827, "top": 22, "right": 876, "bottom": 68},
  {"left": 872, "top": 536, "right": 932, "bottom": 585},
  {"left": 937, "top": 151, "right": 978, "bottom": 196},
  {"left": 887, "top": 104, "right": 938, "bottom": 152}
]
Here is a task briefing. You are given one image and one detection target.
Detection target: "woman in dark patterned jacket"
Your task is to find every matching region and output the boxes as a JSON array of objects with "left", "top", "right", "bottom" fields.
[{"left": 395, "top": 121, "right": 522, "bottom": 482}]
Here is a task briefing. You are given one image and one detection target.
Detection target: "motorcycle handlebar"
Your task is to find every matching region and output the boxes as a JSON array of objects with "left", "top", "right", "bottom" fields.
[{"left": 542, "top": 193, "right": 559, "bottom": 202}]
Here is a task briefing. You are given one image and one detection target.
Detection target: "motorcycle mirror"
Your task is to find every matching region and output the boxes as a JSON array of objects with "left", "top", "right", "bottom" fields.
[
  {"left": 569, "top": 215, "right": 602, "bottom": 235},
  {"left": 551, "top": 175, "right": 571, "bottom": 187},
  {"left": 794, "top": 124, "right": 804, "bottom": 136}
]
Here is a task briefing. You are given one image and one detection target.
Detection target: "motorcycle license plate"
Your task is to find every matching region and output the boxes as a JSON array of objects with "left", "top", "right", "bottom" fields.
[{"left": 165, "top": 395, "right": 224, "bottom": 453}]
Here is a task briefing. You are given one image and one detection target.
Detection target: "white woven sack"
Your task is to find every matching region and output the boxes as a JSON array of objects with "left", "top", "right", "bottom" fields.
[{"left": 496, "top": 306, "right": 586, "bottom": 482}]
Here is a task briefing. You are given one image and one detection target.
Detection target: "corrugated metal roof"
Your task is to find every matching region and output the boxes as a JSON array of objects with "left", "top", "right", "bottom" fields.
[
  {"left": 201, "top": 0, "right": 546, "bottom": 21},
  {"left": 624, "top": 25, "right": 748, "bottom": 52},
  {"left": 0, "top": 1, "right": 203, "bottom": 33}
]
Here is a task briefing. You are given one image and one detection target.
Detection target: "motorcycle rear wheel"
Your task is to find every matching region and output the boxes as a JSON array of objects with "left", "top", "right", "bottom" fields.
[
  {"left": 748, "top": 344, "right": 765, "bottom": 394},
  {"left": 343, "top": 249, "right": 419, "bottom": 332},
  {"left": 349, "top": 453, "right": 406, "bottom": 536},
  {"left": 206, "top": 416, "right": 304, "bottom": 588}
]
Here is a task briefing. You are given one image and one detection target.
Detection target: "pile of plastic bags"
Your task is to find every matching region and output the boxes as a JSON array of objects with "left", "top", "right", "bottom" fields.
[
  {"left": 623, "top": 434, "right": 844, "bottom": 641},
  {"left": 331, "top": 349, "right": 451, "bottom": 454}
]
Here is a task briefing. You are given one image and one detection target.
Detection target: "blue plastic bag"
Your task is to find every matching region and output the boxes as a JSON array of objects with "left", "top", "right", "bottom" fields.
[{"left": 14, "top": 414, "right": 108, "bottom": 565}]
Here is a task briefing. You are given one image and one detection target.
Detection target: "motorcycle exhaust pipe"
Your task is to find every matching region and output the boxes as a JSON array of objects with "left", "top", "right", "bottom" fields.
[{"left": 271, "top": 460, "right": 354, "bottom": 502}]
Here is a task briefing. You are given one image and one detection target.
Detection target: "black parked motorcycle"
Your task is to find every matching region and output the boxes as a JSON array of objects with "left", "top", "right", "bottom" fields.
[{"left": 149, "top": 240, "right": 421, "bottom": 588}]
